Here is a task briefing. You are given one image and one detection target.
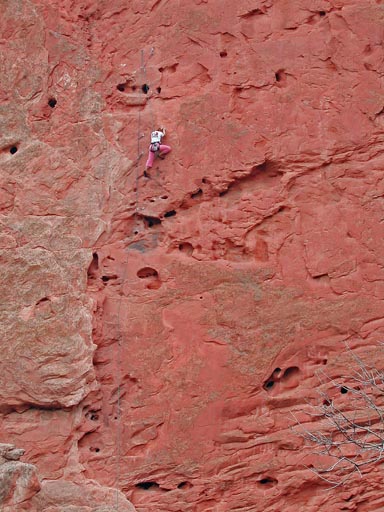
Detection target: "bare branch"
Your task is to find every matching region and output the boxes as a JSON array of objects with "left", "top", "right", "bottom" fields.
[{"left": 292, "top": 343, "right": 384, "bottom": 486}]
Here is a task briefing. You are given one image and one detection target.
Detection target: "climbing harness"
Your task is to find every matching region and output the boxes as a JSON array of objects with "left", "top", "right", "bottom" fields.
[{"left": 150, "top": 142, "right": 160, "bottom": 152}]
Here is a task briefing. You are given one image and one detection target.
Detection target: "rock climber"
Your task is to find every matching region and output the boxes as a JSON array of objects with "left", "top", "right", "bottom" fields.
[{"left": 145, "top": 127, "right": 171, "bottom": 175}]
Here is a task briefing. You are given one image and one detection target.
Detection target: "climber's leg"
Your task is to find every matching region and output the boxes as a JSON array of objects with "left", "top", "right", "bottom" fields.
[
  {"left": 145, "top": 146, "right": 156, "bottom": 169},
  {"left": 158, "top": 145, "right": 171, "bottom": 159}
]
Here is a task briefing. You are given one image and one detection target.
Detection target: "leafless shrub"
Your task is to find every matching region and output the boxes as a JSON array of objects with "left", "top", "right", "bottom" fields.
[{"left": 293, "top": 345, "right": 384, "bottom": 486}]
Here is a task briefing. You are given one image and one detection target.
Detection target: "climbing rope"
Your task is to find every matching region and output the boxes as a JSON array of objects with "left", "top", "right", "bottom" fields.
[
  {"left": 138, "top": 49, "right": 171, "bottom": 191},
  {"left": 140, "top": 48, "right": 155, "bottom": 135},
  {"left": 114, "top": 47, "right": 156, "bottom": 511},
  {"left": 115, "top": 283, "right": 123, "bottom": 511},
  {"left": 136, "top": 100, "right": 142, "bottom": 213}
]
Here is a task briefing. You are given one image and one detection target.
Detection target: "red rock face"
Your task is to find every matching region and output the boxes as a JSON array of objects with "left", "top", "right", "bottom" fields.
[
  {"left": 0, "top": 443, "right": 40, "bottom": 511},
  {"left": 1, "top": 0, "right": 384, "bottom": 510}
]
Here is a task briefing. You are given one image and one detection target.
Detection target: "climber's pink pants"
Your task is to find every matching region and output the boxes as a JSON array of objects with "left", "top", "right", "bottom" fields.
[{"left": 145, "top": 145, "right": 171, "bottom": 168}]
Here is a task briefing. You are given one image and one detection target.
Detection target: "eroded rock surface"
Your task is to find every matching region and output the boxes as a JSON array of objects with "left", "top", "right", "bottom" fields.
[
  {"left": 1, "top": 0, "right": 384, "bottom": 510},
  {"left": 30, "top": 480, "right": 136, "bottom": 512},
  {"left": 0, "top": 443, "right": 40, "bottom": 510}
]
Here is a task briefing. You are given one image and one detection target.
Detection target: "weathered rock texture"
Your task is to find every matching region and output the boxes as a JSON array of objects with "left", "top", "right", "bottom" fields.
[
  {"left": 0, "top": 443, "right": 40, "bottom": 511},
  {"left": 1, "top": 0, "right": 384, "bottom": 510}
]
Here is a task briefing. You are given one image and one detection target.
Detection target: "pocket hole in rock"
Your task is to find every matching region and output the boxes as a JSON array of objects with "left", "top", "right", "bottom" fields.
[
  {"left": 220, "top": 51, "right": 228, "bottom": 57},
  {"left": 178, "top": 481, "right": 193, "bottom": 490},
  {"left": 263, "top": 380, "right": 274, "bottom": 391},
  {"left": 274, "top": 70, "right": 287, "bottom": 87},
  {"left": 101, "top": 275, "right": 117, "bottom": 282},
  {"left": 178, "top": 242, "right": 194, "bottom": 256},
  {"left": 319, "top": 10, "right": 326, "bottom": 16},
  {"left": 191, "top": 188, "right": 202, "bottom": 199},
  {"left": 116, "top": 84, "right": 126, "bottom": 92},
  {"left": 137, "top": 267, "right": 158, "bottom": 279},
  {"left": 136, "top": 481, "right": 159, "bottom": 490},
  {"left": 143, "top": 216, "right": 161, "bottom": 228},
  {"left": 137, "top": 267, "right": 161, "bottom": 289},
  {"left": 257, "top": 477, "right": 277, "bottom": 487},
  {"left": 156, "top": 87, "right": 161, "bottom": 93},
  {"left": 87, "top": 253, "right": 99, "bottom": 279},
  {"left": 242, "top": 7, "right": 265, "bottom": 18},
  {"left": 36, "top": 297, "right": 49, "bottom": 305},
  {"left": 90, "top": 447, "right": 100, "bottom": 453},
  {"left": 281, "top": 366, "right": 300, "bottom": 381},
  {"left": 164, "top": 210, "right": 176, "bottom": 218},
  {"left": 48, "top": 98, "right": 57, "bottom": 108},
  {"left": 9, "top": 146, "right": 18, "bottom": 155},
  {"left": 142, "top": 84, "right": 150, "bottom": 94},
  {"left": 90, "top": 413, "right": 99, "bottom": 421},
  {"left": 340, "top": 386, "right": 348, "bottom": 394},
  {"left": 253, "top": 160, "right": 276, "bottom": 174}
]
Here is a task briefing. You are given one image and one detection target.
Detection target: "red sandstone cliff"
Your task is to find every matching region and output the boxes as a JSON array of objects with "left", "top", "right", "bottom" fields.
[{"left": 1, "top": 0, "right": 384, "bottom": 510}]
